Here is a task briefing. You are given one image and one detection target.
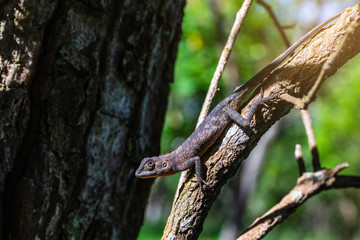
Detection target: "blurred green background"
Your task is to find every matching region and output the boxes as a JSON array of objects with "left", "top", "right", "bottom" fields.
[{"left": 138, "top": 0, "right": 360, "bottom": 239}]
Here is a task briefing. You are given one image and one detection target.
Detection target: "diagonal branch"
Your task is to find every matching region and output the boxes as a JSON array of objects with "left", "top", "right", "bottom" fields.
[
  {"left": 257, "top": 0, "right": 291, "bottom": 47},
  {"left": 163, "top": 4, "right": 360, "bottom": 240},
  {"left": 197, "top": 0, "right": 254, "bottom": 124},
  {"left": 238, "top": 162, "right": 360, "bottom": 239}
]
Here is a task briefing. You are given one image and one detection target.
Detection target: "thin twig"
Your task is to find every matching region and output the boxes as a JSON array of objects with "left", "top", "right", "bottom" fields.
[
  {"left": 282, "top": 11, "right": 357, "bottom": 172},
  {"left": 281, "top": 8, "right": 358, "bottom": 109},
  {"left": 295, "top": 144, "right": 306, "bottom": 175},
  {"left": 163, "top": 5, "right": 360, "bottom": 239},
  {"left": 301, "top": 109, "right": 321, "bottom": 170},
  {"left": 302, "top": 19, "right": 357, "bottom": 107},
  {"left": 257, "top": 0, "right": 322, "bottom": 171},
  {"left": 238, "top": 8, "right": 360, "bottom": 239},
  {"left": 257, "top": 0, "right": 290, "bottom": 47},
  {"left": 237, "top": 162, "right": 360, "bottom": 240},
  {"left": 197, "top": 0, "right": 254, "bottom": 125},
  {"left": 226, "top": 2, "right": 291, "bottom": 235},
  {"left": 173, "top": 0, "right": 254, "bottom": 205}
]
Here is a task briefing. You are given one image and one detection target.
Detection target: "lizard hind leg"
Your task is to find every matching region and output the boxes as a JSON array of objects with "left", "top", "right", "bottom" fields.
[
  {"left": 225, "top": 87, "right": 269, "bottom": 128},
  {"left": 226, "top": 88, "right": 284, "bottom": 128},
  {"left": 245, "top": 89, "right": 281, "bottom": 126},
  {"left": 226, "top": 107, "right": 250, "bottom": 127}
]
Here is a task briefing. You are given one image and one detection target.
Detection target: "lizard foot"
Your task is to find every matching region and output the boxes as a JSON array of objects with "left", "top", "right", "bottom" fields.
[{"left": 190, "top": 178, "right": 210, "bottom": 191}]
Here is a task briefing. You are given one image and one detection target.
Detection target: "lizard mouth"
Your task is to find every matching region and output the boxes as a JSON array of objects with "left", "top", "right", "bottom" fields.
[
  {"left": 135, "top": 169, "right": 157, "bottom": 178},
  {"left": 135, "top": 165, "right": 156, "bottom": 178},
  {"left": 136, "top": 174, "right": 155, "bottom": 179},
  {"left": 135, "top": 168, "right": 144, "bottom": 178}
]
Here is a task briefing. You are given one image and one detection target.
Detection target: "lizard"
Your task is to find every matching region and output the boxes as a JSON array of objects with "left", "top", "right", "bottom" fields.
[{"left": 135, "top": 12, "right": 341, "bottom": 188}]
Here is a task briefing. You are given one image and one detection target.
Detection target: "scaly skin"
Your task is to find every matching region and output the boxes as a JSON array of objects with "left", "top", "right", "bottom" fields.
[{"left": 135, "top": 13, "right": 341, "bottom": 187}]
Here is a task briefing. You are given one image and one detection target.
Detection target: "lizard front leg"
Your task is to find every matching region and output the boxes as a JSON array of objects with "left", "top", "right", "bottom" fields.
[
  {"left": 226, "top": 90, "right": 281, "bottom": 127},
  {"left": 175, "top": 156, "right": 208, "bottom": 189}
]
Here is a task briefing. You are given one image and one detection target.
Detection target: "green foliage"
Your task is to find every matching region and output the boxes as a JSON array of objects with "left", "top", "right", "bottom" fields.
[
  {"left": 140, "top": 0, "right": 360, "bottom": 239},
  {"left": 315, "top": 57, "right": 360, "bottom": 174}
]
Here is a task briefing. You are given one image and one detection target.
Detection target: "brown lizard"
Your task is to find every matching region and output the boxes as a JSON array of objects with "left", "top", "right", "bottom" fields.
[{"left": 135, "top": 13, "right": 341, "bottom": 187}]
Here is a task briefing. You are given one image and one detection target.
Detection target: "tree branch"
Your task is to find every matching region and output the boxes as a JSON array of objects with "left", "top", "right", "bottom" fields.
[
  {"left": 197, "top": 0, "right": 254, "bottom": 124},
  {"left": 300, "top": 109, "right": 321, "bottom": 170},
  {"left": 238, "top": 162, "right": 360, "bottom": 240},
  {"left": 257, "top": 0, "right": 291, "bottom": 47},
  {"left": 163, "top": 4, "right": 360, "bottom": 240}
]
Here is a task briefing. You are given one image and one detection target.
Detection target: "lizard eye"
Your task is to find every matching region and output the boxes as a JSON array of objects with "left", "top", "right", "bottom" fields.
[
  {"left": 163, "top": 162, "right": 168, "bottom": 168},
  {"left": 145, "top": 160, "right": 155, "bottom": 170}
]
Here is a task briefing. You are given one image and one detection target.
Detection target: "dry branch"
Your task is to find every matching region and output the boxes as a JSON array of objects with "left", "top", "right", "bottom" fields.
[
  {"left": 300, "top": 109, "right": 321, "bottom": 170},
  {"left": 163, "top": 4, "right": 360, "bottom": 240},
  {"left": 257, "top": 0, "right": 290, "bottom": 47},
  {"left": 197, "top": 0, "right": 254, "bottom": 124},
  {"left": 238, "top": 162, "right": 360, "bottom": 239}
]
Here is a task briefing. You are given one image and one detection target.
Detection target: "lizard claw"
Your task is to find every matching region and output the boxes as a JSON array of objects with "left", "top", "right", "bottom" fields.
[
  {"left": 262, "top": 102, "right": 270, "bottom": 108},
  {"left": 270, "top": 88, "right": 286, "bottom": 98},
  {"left": 190, "top": 178, "right": 209, "bottom": 191},
  {"left": 259, "top": 87, "right": 264, "bottom": 98}
]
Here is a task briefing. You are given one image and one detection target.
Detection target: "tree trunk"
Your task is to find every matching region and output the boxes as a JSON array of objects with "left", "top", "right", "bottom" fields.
[{"left": 0, "top": 0, "right": 184, "bottom": 239}]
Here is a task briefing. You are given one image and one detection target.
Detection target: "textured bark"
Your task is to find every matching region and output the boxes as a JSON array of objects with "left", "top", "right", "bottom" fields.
[
  {"left": 163, "top": 5, "right": 360, "bottom": 240},
  {"left": 0, "top": 0, "right": 184, "bottom": 239}
]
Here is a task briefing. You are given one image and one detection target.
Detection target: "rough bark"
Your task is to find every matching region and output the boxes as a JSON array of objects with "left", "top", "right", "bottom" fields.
[
  {"left": 163, "top": 4, "right": 360, "bottom": 240},
  {"left": 0, "top": 0, "right": 184, "bottom": 239}
]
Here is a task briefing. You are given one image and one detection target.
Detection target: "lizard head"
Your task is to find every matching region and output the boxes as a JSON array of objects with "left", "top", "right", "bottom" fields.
[{"left": 135, "top": 155, "right": 175, "bottom": 178}]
